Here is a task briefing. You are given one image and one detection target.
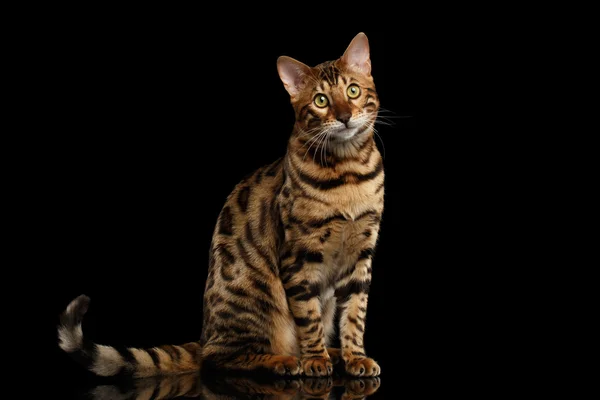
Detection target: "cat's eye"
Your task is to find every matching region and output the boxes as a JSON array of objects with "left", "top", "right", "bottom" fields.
[
  {"left": 347, "top": 84, "right": 361, "bottom": 99},
  {"left": 314, "top": 94, "right": 329, "bottom": 108}
]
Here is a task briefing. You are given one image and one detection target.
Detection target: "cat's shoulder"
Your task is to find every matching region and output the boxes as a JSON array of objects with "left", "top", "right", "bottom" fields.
[{"left": 223, "top": 157, "right": 285, "bottom": 203}]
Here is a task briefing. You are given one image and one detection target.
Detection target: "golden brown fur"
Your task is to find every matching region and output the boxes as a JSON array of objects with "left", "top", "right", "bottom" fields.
[{"left": 58, "top": 32, "right": 383, "bottom": 379}]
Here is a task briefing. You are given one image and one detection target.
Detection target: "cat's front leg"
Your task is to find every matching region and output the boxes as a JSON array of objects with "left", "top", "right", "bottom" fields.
[
  {"left": 281, "top": 250, "right": 332, "bottom": 377},
  {"left": 335, "top": 257, "right": 381, "bottom": 377}
]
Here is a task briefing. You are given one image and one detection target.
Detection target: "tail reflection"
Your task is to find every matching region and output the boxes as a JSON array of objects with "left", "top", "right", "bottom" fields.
[{"left": 86, "top": 372, "right": 380, "bottom": 399}]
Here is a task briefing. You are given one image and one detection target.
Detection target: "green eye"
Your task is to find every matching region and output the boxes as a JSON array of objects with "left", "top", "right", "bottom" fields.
[
  {"left": 314, "top": 94, "right": 329, "bottom": 108},
  {"left": 347, "top": 84, "right": 361, "bottom": 99}
]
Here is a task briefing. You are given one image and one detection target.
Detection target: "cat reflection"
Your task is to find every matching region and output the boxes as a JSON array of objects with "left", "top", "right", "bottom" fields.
[{"left": 87, "top": 372, "right": 380, "bottom": 400}]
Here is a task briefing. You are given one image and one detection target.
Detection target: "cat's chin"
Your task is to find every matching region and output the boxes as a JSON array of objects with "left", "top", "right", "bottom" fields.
[
  {"left": 330, "top": 126, "right": 362, "bottom": 142},
  {"left": 330, "top": 126, "right": 370, "bottom": 144},
  {"left": 331, "top": 131, "right": 356, "bottom": 142}
]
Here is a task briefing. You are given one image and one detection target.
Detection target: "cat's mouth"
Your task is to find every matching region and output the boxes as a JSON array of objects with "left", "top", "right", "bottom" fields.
[{"left": 329, "top": 122, "right": 368, "bottom": 142}]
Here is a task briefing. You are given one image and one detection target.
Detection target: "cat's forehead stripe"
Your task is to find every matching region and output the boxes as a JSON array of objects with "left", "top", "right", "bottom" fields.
[{"left": 317, "top": 61, "right": 340, "bottom": 87}]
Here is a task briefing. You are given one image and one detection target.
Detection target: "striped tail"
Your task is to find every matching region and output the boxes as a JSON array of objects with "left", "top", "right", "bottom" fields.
[{"left": 58, "top": 295, "right": 201, "bottom": 378}]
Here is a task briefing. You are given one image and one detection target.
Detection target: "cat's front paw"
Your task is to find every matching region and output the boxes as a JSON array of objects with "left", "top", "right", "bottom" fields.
[
  {"left": 302, "top": 357, "right": 333, "bottom": 377},
  {"left": 345, "top": 357, "right": 381, "bottom": 377}
]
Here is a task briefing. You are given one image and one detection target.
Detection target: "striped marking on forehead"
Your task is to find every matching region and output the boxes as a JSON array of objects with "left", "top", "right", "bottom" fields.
[{"left": 317, "top": 61, "right": 346, "bottom": 88}]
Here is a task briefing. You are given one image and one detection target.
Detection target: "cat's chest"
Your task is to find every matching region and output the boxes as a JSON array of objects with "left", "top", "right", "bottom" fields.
[
  {"left": 281, "top": 193, "right": 380, "bottom": 267},
  {"left": 323, "top": 215, "right": 377, "bottom": 263},
  {"left": 284, "top": 185, "right": 382, "bottom": 224}
]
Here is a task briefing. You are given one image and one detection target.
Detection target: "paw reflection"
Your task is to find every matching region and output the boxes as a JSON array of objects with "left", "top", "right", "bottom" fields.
[
  {"left": 85, "top": 372, "right": 381, "bottom": 399},
  {"left": 343, "top": 377, "right": 381, "bottom": 400},
  {"left": 302, "top": 377, "right": 334, "bottom": 396}
]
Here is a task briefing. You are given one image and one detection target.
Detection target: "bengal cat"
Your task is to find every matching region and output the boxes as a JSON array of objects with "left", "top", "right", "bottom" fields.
[{"left": 58, "top": 32, "right": 384, "bottom": 379}]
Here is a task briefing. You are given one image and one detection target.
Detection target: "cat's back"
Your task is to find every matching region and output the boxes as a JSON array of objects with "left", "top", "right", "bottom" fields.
[
  {"left": 218, "top": 156, "right": 284, "bottom": 226},
  {"left": 210, "top": 157, "right": 286, "bottom": 260},
  {"left": 201, "top": 156, "right": 296, "bottom": 355}
]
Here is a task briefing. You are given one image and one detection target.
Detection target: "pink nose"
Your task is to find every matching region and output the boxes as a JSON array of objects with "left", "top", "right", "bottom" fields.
[{"left": 337, "top": 113, "right": 351, "bottom": 126}]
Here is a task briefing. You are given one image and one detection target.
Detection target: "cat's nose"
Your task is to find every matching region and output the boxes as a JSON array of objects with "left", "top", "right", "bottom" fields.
[{"left": 337, "top": 113, "right": 351, "bottom": 127}]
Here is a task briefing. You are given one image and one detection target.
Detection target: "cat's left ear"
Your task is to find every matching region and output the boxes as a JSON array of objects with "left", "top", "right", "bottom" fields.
[{"left": 341, "top": 32, "right": 371, "bottom": 76}]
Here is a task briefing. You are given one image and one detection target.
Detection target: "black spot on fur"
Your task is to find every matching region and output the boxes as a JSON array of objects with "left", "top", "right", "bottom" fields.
[
  {"left": 148, "top": 348, "right": 161, "bottom": 368},
  {"left": 335, "top": 279, "right": 371, "bottom": 304},
  {"left": 320, "top": 229, "right": 332, "bottom": 243},
  {"left": 216, "top": 310, "right": 235, "bottom": 320},
  {"left": 162, "top": 345, "right": 181, "bottom": 362},
  {"left": 251, "top": 278, "right": 272, "bottom": 299},
  {"left": 305, "top": 252, "right": 323, "bottom": 263},
  {"left": 294, "top": 317, "right": 312, "bottom": 327},
  {"left": 205, "top": 274, "right": 215, "bottom": 290},
  {"left": 237, "top": 186, "right": 250, "bottom": 212},
  {"left": 114, "top": 346, "right": 138, "bottom": 366},
  {"left": 265, "top": 158, "right": 282, "bottom": 176},
  {"left": 285, "top": 285, "right": 306, "bottom": 297},
  {"left": 358, "top": 248, "right": 375, "bottom": 261},
  {"left": 218, "top": 207, "right": 233, "bottom": 235},
  {"left": 294, "top": 283, "right": 321, "bottom": 301},
  {"left": 259, "top": 200, "right": 268, "bottom": 236},
  {"left": 255, "top": 168, "right": 264, "bottom": 184},
  {"left": 306, "top": 324, "right": 319, "bottom": 334}
]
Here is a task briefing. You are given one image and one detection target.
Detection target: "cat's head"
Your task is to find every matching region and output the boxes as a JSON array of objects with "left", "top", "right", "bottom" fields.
[{"left": 277, "top": 33, "right": 378, "bottom": 144}]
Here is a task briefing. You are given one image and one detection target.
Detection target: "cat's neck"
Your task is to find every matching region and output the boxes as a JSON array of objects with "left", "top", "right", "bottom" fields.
[{"left": 287, "top": 125, "right": 376, "bottom": 167}]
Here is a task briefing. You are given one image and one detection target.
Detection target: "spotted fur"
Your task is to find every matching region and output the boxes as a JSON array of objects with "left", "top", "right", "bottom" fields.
[{"left": 58, "top": 32, "right": 383, "bottom": 378}]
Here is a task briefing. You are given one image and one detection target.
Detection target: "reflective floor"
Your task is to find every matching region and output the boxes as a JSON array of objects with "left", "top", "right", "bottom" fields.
[{"left": 72, "top": 372, "right": 382, "bottom": 399}]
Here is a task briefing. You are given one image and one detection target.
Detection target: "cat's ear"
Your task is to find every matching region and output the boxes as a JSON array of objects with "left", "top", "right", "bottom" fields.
[
  {"left": 341, "top": 32, "right": 371, "bottom": 76},
  {"left": 277, "top": 56, "right": 311, "bottom": 98}
]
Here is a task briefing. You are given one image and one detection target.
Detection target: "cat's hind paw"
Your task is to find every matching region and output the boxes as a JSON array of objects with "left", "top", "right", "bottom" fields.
[{"left": 271, "top": 355, "right": 302, "bottom": 376}]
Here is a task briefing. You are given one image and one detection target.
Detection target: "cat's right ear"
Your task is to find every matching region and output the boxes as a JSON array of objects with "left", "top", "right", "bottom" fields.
[{"left": 277, "top": 56, "right": 311, "bottom": 99}]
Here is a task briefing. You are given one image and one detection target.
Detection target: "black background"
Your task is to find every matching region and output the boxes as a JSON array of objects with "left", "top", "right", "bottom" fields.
[{"left": 30, "top": 30, "right": 426, "bottom": 397}]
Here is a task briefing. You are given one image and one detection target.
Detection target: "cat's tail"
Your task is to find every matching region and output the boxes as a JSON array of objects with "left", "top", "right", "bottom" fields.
[{"left": 58, "top": 295, "right": 201, "bottom": 378}]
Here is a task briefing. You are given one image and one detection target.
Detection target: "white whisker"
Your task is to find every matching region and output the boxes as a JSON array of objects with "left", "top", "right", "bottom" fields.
[
  {"left": 303, "top": 130, "right": 327, "bottom": 162},
  {"left": 298, "top": 126, "right": 323, "bottom": 138},
  {"left": 317, "top": 132, "right": 325, "bottom": 167},
  {"left": 320, "top": 130, "right": 329, "bottom": 167},
  {"left": 370, "top": 122, "right": 386, "bottom": 160},
  {"left": 324, "top": 131, "right": 331, "bottom": 167},
  {"left": 377, "top": 107, "right": 412, "bottom": 118},
  {"left": 374, "top": 118, "right": 396, "bottom": 127},
  {"left": 315, "top": 126, "right": 333, "bottom": 167}
]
